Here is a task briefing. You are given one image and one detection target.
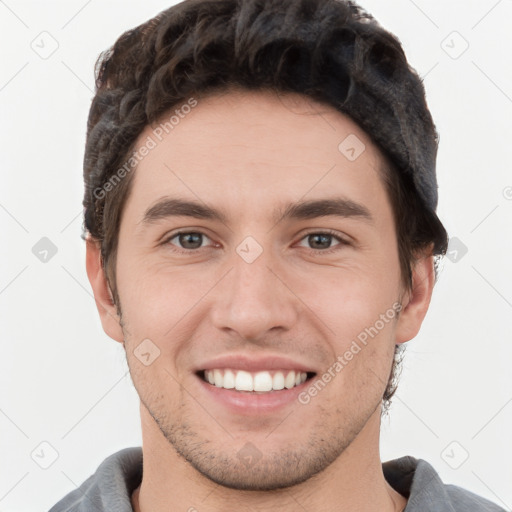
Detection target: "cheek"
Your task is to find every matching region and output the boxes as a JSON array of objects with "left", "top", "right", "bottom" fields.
[
  {"left": 306, "top": 265, "right": 400, "bottom": 340},
  {"left": 299, "top": 264, "right": 400, "bottom": 391},
  {"left": 116, "top": 259, "right": 197, "bottom": 332},
  {"left": 116, "top": 262, "right": 216, "bottom": 385},
  {"left": 308, "top": 316, "right": 398, "bottom": 413},
  {"left": 127, "top": 354, "right": 186, "bottom": 416}
]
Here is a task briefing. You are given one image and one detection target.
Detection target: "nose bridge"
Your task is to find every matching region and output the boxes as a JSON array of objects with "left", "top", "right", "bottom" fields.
[{"left": 210, "top": 241, "right": 298, "bottom": 341}]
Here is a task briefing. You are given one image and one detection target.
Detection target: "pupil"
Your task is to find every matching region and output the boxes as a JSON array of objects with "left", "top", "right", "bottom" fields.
[
  {"left": 310, "top": 234, "right": 331, "bottom": 249},
  {"left": 180, "top": 233, "right": 202, "bottom": 249}
]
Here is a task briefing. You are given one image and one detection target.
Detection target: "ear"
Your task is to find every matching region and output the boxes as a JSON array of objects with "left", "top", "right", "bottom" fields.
[
  {"left": 85, "top": 236, "right": 124, "bottom": 343},
  {"left": 395, "top": 249, "right": 435, "bottom": 344}
]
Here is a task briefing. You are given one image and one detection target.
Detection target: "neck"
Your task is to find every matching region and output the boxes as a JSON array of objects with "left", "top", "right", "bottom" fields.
[{"left": 131, "top": 404, "right": 406, "bottom": 512}]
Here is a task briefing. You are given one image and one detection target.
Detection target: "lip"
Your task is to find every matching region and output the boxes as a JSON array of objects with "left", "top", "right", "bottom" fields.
[
  {"left": 196, "top": 372, "right": 313, "bottom": 415},
  {"left": 194, "top": 353, "right": 317, "bottom": 415},
  {"left": 195, "top": 353, "right": 317, "bottom": 373}
]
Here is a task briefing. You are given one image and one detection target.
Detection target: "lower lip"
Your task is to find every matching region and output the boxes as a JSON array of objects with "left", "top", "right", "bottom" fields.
[{"left": 196, "top": 374, "right": 313, "bottom": 415}]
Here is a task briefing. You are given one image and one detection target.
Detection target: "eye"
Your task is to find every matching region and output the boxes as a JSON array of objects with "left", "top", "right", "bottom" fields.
[
  {"left": 162, "top": 229, "right": 349, "bottom": 255},
  {"left": 164, "top": 231, "right": 214, "bottom": 252},
  {"left": 297, "top": 230, "right": 349, "bottom": 254}
]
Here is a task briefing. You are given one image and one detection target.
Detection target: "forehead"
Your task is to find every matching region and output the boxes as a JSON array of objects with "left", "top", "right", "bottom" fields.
[{"left": 125, "top": 89, "right": 390, "bottom": 222}]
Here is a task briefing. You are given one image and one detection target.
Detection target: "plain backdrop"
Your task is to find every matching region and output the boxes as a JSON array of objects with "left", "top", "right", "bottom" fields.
[{"left": 1, "top": 1, "right": 511, "bottom": 511}]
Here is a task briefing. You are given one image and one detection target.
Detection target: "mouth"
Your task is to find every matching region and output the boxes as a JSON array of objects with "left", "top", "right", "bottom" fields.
[
  {"left": 196, "top": 369, "right": 317, "bottom": 393},
  {"left": 193, "top": 354, "right": 319, "bottom": 414}
]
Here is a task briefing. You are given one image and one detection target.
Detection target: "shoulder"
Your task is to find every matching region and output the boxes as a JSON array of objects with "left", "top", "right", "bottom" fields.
[
  {"left": 48, "top": 447, "right": 143, "bottom": 512},
  {"left": 442, "top": 483, "right": 508, "bottom": 512},
  {"left": 383, "top": 456, "right": 507, "bottom": 512}
]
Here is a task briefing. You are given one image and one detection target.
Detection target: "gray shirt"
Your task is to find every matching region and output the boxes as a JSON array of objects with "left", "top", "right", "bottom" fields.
[{"left": 49, "top": 447, "right": 506, "bottom": 511}]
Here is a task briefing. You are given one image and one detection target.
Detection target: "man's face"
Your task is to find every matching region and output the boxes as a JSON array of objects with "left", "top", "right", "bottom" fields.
[{"left": 110, "top": 89, "right": 409, "bottom": 489}]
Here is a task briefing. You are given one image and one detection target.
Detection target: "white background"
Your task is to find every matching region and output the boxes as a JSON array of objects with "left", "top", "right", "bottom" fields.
[{"left": 1, "top": 1, "right": 511, "bottom": 511}]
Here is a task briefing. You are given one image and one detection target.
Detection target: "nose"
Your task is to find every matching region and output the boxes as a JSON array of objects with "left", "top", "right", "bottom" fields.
[{"left": 209, "top": 246, "right": 300, "bottom": 344}]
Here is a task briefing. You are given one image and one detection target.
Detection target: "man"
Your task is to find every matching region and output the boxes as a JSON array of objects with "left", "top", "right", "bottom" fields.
[{"left": 50, "top": 0, "right": 505, "bottom": 510}]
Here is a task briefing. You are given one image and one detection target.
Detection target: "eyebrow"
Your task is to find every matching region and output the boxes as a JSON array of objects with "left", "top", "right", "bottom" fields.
[{"left": 139, "top": 196, "right": 373, "bottom": 228}]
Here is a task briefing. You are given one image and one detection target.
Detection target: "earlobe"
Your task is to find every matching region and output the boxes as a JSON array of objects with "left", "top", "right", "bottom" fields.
[
  {"left": 85, "top": 236, "right": 124, "bottom": 343},
  {"left": 395, "top": 251, "right": 435, "bottom": 344}
]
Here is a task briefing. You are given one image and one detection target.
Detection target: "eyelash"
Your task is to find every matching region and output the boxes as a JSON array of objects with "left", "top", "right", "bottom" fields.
[{"left": 162, "top": 229, "right": 350, "bottom": 256}]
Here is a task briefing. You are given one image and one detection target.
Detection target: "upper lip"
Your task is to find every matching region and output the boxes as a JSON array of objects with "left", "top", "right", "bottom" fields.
[{"left": 196, "top": 354, "right": 317, "bottom": 374}]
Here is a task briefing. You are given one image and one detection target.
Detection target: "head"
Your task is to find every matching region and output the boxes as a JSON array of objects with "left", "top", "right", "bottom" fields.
[{"left": 84, "top": 0, "right": 448, "bottom": 491}]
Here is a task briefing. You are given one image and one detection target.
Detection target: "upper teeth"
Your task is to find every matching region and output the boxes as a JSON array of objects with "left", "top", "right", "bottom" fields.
[{"left": 204, "top": 369, "right": 308, "bottom": 392}]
